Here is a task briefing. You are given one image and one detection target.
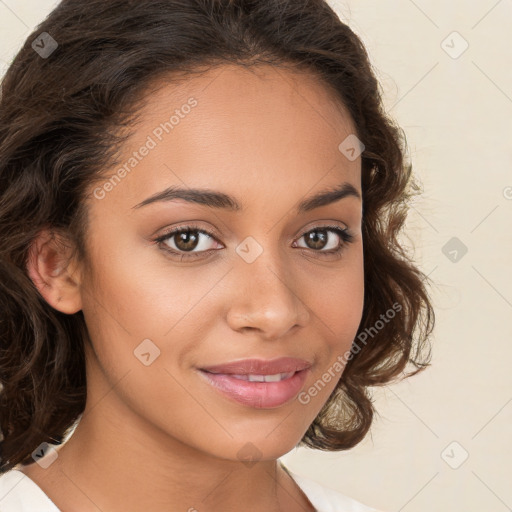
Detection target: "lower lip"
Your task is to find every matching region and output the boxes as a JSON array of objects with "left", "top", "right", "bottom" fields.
[{"left": 198, "top": 369, "right": 309, "bottom": 409}]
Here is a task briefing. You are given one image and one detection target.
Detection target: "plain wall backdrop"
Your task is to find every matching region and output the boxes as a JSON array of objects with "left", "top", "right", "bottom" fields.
[{"left": 1, "top": 1, "right": 511, "bottom": 511}]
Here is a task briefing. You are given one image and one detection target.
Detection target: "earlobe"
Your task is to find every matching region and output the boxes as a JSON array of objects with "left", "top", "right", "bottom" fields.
[{"left": 26, "top": 228, "right": 83, "bottom": 315}]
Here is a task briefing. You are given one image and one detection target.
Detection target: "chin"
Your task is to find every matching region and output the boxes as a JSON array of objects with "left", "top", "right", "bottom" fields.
[{"left": 201, "top": 424, "right": 308, "bottom": 464}]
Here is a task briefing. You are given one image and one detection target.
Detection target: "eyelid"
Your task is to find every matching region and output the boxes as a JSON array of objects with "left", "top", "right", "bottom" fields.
[{"left": 297, "top": 220, "right": 348, "bottom": 236}]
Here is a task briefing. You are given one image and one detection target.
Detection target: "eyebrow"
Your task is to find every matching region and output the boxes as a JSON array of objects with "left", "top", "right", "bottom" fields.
[{"left": 132, "top": 181, "right": 361, "bottom": 213}]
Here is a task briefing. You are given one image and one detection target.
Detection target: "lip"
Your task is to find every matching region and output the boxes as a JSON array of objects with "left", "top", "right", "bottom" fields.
[
  {"left": 200, "top": 357, "right": 312, "bottom": 375},
  {"left": 198, "top": 357, "right": 312, "bottom": 409}
]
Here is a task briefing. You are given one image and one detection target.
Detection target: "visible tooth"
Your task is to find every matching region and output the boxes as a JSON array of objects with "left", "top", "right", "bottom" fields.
[
  {"left": 248, "top": 374, "right": 266, "bottom": 382},
  {"left": 263, "top": 373, "right": 282, "bottom": 382}
]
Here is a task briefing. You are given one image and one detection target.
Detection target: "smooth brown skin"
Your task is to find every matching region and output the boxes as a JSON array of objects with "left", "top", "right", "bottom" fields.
[{"left": 22, "top": 64, "right": 364, "bottom": 512}]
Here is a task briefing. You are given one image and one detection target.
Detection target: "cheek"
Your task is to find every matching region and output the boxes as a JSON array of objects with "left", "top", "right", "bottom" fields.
[
  {"left": 81, "top": 232, "right": 200, "bottom": 338},
  {"left": 303, "top": 247, "right": 365, "bottom": 345},
  {"left": 297, "top": 249, "right": 364, "bottom": 399},
  {"left": 79, "top": 255, "right": 200, "bottom": 435},
  {"left": 79, "top": 239, "right": 228, "bottom": 400}
]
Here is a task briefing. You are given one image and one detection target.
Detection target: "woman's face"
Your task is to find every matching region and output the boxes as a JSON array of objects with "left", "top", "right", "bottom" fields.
[{"left": 77, "top": 63, "right": 364, "bottom": 462}]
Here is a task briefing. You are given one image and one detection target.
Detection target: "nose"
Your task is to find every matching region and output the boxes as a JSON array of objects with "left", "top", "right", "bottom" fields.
[{"left": 225, "top": 248, "right": 310, "bottom": 340}]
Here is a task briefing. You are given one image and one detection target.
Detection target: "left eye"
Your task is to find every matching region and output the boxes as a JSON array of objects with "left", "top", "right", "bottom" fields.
[
  {"left": 294, "top": 226, "right": 351, "bottom": 252},
  {"left": 155, "top": 224, "right": 354, "bottom": 260}
]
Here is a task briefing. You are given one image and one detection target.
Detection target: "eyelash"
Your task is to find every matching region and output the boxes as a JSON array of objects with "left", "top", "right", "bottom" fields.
[{"left": 154, "top": 223, "right": 355, "bottom": 261}]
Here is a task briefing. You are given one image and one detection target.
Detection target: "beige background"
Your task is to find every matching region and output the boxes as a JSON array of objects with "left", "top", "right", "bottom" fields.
[{"left": 1, "top": 1, "right": 511, "bottom": 511}]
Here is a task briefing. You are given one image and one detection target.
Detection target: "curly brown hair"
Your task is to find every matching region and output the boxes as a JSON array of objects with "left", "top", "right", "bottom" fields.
[{"left": 0, "top": 0, "right": 434, "bottom": 473}]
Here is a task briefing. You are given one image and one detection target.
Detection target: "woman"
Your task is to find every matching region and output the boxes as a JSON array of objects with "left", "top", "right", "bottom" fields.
[{"left": 0, "top": 0, "right": 434, "bottom": 510}]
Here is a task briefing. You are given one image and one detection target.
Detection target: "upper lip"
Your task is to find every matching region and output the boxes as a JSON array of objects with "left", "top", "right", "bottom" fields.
[{"left": 200, "top": 357, "right": 312, "bottom": 375}]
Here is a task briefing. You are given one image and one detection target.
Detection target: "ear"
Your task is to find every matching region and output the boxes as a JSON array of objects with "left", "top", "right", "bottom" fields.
[{"left": 26, "top": 227, "right": 83, "bottom": 314}]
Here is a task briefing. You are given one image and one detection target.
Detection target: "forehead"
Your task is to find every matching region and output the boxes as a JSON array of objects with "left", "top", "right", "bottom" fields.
[
  {"left": 90, "top": 63, "right": 361, "bottom": 211},
  {"left": 136, "top": 63, "right": 357, "bottom": 143}
]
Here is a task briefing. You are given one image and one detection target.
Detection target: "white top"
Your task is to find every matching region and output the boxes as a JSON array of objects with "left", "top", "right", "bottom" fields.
[{"left": 0, "top": 465, "right": 383, "bottom": 512}]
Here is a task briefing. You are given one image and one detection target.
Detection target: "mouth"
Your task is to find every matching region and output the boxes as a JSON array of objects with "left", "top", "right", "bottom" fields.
[{"left": 198, "top": 357, "right": 312, "bottom": 409}]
